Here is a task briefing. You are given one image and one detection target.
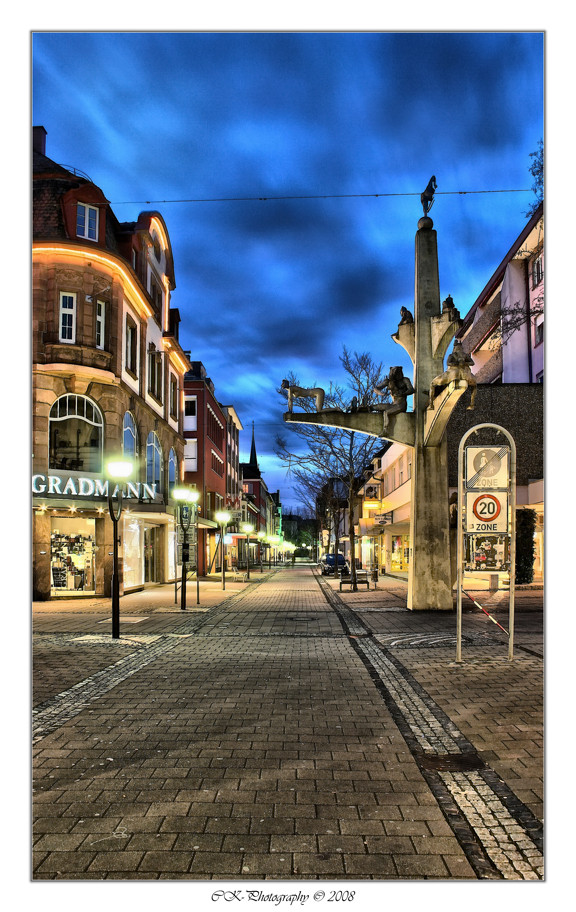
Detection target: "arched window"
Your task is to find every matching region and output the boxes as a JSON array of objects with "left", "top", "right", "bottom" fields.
[
  {"left": 146, "top": 432, "right": 163, "bottom": 489},
  {"left": 123, "top": 412, "right": 138, "bottom": 460},
  {"left": 49, "top": 395, "right": 103, "bottom": 473},
  {"left": 168, "top": 448, "right": 177, "bottom": 494}
]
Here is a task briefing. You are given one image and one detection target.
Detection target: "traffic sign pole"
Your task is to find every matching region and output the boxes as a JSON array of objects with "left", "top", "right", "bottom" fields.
[{"left": 456, "top": 424, "right": 516, "bottom": 662}]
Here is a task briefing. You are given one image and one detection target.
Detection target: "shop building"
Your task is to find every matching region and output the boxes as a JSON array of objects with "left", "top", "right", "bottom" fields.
[
  {"left": 32, "top": 127, "right": 191, "bottom": 599},
  {"left": 182, "top": 362, "right": 231, "bottom": 574},
  {"left": 357, "top": 443, "right": 412, "bottom": 579}
]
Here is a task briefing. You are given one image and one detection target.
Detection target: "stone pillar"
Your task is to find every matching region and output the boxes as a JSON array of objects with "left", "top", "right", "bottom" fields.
[
  {"left": 407, "top": 217, "right": 453, "bottom": 610},
  {"left": 32, "top": 511, "right": 52, "bottom": 600}
]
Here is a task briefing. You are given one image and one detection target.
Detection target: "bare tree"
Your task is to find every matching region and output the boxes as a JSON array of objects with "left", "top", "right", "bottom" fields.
[
  {"left": 526, "top": 139, "right": 543, "bottom": 218},
  {"left": 276, "top": 349, "right": 389, "bottom": 589}
]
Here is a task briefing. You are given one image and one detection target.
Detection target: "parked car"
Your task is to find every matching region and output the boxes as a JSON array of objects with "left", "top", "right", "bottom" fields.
[{"left": 319, "top": 554, "right": 350, "bottom": 575}]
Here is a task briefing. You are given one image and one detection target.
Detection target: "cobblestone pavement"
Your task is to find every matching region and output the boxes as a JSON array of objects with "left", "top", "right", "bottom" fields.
[{"left": 32, "top": 566, "right": 543, "bottom": 882}]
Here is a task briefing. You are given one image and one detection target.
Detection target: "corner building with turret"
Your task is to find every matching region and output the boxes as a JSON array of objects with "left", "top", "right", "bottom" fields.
[{"left": 32, "top": 127, "right": 192, "bottom": 599}]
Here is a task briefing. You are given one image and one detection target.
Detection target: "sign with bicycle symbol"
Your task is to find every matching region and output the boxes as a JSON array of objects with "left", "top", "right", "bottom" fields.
[{"left": 465, "top": 491, "right": 508, "bottom": 532}]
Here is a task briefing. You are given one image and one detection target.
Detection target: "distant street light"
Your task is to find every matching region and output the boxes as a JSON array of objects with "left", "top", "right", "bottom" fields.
[
  {"left": 241, "top": 522, "right": 254, "bottom": 579},
  {"left": 215, "top": 511, "right": 231, "bottom": 589},
  {"left": 267, "top": 535, "right": 280, "bottom": 569},
  {"left": 106, "top": 459, "right": 133, "bottom": 639},
  {"left": 173, "top": 487, "right": 201, "bottom": 610}
]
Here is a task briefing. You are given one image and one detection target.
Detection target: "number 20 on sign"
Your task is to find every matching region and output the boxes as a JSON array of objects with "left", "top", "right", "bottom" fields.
[{"left": 465, "top": 491, "right": 509, "bottom": 533}]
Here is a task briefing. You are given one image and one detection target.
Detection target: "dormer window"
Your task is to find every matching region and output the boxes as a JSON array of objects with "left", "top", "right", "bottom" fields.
[{"left": 76, "top": 202, "right": 99, "bottom": 241}]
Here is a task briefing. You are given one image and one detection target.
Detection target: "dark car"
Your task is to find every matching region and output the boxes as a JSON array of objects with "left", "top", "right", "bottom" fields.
[{"left": 319, "top": 554, "right": 350, "bottom": 575}]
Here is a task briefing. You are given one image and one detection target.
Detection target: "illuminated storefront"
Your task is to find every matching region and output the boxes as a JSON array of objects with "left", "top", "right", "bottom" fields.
[{"left": 32, "top": 472, "right": 178, "bottom": 599}]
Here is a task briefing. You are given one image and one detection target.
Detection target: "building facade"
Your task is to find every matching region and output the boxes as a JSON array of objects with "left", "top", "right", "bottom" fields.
[
  {"left": 182, "top": 362, "right": 229, "bottom": 575},
  {"left": 32, "top": 127, "right": 192, "bottom": 599}
]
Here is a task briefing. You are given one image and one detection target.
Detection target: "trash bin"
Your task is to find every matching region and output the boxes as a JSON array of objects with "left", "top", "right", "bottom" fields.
[{"left": 371, "top": 569, "right": 378, "bottom": 582}]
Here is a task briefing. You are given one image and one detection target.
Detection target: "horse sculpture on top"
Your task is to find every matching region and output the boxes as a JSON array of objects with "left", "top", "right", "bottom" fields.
[
  {"left": 281, "top": 379, "right": 325, "bottom": 413},
  {"left": 421, "top": 175, "right": 437, "bottom": 216}
]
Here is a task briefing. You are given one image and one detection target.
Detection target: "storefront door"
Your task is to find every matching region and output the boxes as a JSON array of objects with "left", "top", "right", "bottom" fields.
[{"left": 144, "top": 525, "right": 159, "bottom": 582}]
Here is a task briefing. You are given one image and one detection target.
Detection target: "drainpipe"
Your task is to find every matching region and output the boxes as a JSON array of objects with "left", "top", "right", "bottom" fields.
[{"left": 524, "top": 260, "right": 533, "bottom": 383}]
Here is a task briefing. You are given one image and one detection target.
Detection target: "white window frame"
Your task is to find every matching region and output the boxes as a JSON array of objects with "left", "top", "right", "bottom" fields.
[
  {"left": 169, "top": 374, "right": 179, "bottom": 419},
  {"left": 95, "top": 299, "right": 105, "bottom": 350},
  {"left": 184, "top": 438, "right": 198, "bottom": 473},
  {"left": 532, "top": 254, "right": 543, "bottom": 288},
  {"left": 184, "top": 396, "right": 198, "bottom": 431},
  {"left": 59, "top": 292, "right": 76, "bottom": 343},
  {"left": 76, "top": 202, "right": 99, "bottom": 241},
  {"left": 125, "top": 315, "right": 138, "bottom": 376},
  {"left": 534, "top": 317, "right": 544, "bottom": 346},
  {"left": 147, "top": 344, "right": 163, "bottom": 402}
]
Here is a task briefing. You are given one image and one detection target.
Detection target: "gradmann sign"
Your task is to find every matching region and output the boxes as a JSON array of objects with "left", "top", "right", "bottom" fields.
[{"left": 32, "top": 474, "right": 158, "bottom": 500}]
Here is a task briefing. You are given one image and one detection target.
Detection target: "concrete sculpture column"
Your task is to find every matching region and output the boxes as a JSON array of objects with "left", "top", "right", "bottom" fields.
[{"left": 284, "top": 193, "right": 474, "bottom": 610}]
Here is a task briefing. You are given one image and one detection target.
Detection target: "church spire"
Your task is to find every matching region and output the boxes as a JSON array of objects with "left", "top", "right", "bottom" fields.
[{"left": 249, "top": 421, "right": 258, "bottom": 467}]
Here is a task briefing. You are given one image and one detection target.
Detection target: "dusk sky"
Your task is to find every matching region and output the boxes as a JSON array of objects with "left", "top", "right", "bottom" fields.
[{"left": 32, "top": 31, "right": 544, "bottom": 511}]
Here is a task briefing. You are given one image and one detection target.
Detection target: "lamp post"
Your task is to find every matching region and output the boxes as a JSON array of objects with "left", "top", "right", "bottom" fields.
[
  {"left": 173, "top": 487, "right": 200, "bottom": 610},
  {"left": 215, "top": 511, "right": 231, "bottom": 589},
  {"left": 106, "top": 459, "right": 133, "bottom": 640},
  {"left": 241, "top": 522, "right": 254, "bottom": 579},
  {"left": 268, "top": 535, "right": 280, "bottom": 568},
  {"left": 257, "top": 530, "right": 266, "bottom": 572}
]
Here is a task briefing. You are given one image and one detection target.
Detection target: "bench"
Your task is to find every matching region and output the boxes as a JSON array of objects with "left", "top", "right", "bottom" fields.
[
  {"left": 339, "top": 572, "right": 370, "bottom": 591},
  {"left": 232, "top": 569, "right": 248, "bottom": 582}
]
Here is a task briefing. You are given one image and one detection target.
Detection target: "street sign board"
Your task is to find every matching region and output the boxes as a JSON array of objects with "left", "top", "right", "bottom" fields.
[
  {"left": 465, "top": 491, "right": 509, "bottom": 533},
  {"left": 465, "top": 446, "right": 509, "bottom": 490},
  {"left": 374, "top": 512, "right": 393, "bottom": 524}
]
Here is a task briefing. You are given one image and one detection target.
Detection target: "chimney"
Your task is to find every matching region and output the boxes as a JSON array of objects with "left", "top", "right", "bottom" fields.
[{"left": 33, "top": 126, "right": 47, "bottom": 156}]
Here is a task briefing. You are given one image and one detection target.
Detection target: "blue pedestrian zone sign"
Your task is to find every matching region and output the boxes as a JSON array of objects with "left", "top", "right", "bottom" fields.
[
  {"left": 180, "top": 505, "right": 192, "bottom": 531},
  {"left": 465, "top": 446, "right": 509, "bottom": 490}
]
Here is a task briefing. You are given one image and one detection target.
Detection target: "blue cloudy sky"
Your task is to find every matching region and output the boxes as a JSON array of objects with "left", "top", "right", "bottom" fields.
[{"left": 32, "top": 31, "right": 543, "bottom": 510}]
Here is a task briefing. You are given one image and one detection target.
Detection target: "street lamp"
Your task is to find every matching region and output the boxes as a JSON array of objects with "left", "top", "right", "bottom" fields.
[
  {"left": 106, "top": 458, "right": 133, "bottom": 639},
  {"left": 257, "top": 530, "right": 266, "bottom": 572},
  {"left": 215, "top": 511, "right": 231, "bottom": 589},
  {"left": 241, "top": 522, "right": 254, "bottom": 579},
  {"left": 173, "top": 487, "right": 201, "bottom": 610}
]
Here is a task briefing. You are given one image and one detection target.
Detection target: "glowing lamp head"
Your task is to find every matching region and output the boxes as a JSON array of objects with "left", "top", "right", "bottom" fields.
[
  {"left": 106, "top": 459, "right": 133, "bottom": 480},
  {"left": 215, "top": 511, "right": 231, "bottom": 524},
  {"left": 173, "top": 487, "right": 200, "bottom": 504}
]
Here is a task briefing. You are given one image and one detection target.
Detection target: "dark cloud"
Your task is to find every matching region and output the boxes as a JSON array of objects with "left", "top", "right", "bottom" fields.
[{"left": 32, "top": 31, "right": 543, "bottom": 508}]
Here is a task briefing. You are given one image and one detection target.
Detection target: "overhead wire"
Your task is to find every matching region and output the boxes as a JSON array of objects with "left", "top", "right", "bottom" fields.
[{"left": 111, "top": 188, "right": 531, "bottom": 205}]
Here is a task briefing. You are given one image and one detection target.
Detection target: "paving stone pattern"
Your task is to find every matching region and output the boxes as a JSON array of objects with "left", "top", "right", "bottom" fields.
[{"left": 32, "top": 566, "right": 543, "bottom": 881}]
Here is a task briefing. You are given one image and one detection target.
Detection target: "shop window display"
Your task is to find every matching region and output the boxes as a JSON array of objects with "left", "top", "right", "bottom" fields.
[
  {"left": 50, "top": 516, "right": 96, "bottom": 595},
  {"left": 391, "top": 534, "right": 410, "bottom": 573}
]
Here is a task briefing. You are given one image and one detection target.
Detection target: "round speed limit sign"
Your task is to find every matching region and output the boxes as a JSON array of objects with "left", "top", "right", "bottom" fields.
[
  {"left": 472, "top": 494, "right": 501, "bottom": 521},
  {"left": 465, "top": 491, "right": 508, "bottom": 532}
]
